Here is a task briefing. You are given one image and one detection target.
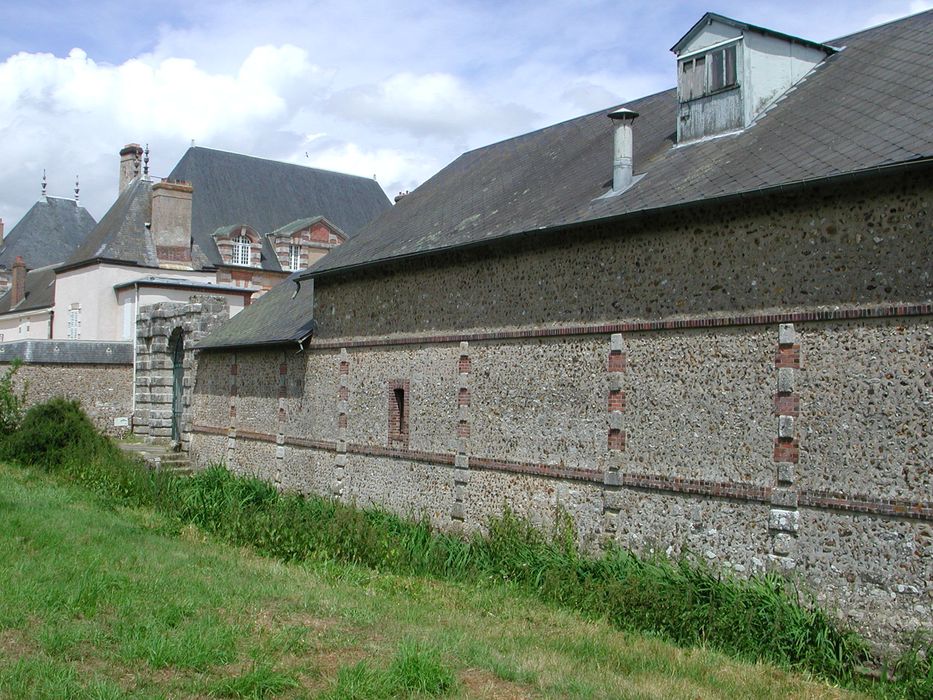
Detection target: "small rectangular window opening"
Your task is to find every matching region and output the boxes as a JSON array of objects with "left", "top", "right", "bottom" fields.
[{"left": 388, "top": 380, "right": 410, "bottom": 446}]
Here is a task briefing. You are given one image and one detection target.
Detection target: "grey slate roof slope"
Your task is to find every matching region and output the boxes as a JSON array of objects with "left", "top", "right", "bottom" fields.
[
  {"left": 306, "top": 10, "right": 933, "bottom": 278},
  {"left": 0, "top": 197, "right": 96, "bottom": 271},
  {"left": 0, "top": 265, "right": 57, "bottom": 315},
  {"left": 168, "top": 147, "right": 392, "bottom": 270},
  {"left": 198, "top": 271, "right": 315, "bottom": 349},
  {"left": 67, "top": 179, "right": 155, "bottom": 265}
]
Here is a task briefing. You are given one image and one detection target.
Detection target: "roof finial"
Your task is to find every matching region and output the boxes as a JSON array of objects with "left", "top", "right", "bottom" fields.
[
  {"left": 74, "top": 175, "right": 80, "bottom": 205},
  {"left": 41, "top": 169, "right": 47, "bottom": 197},
  {"left": 143, "top": 143, "right": 150, "bottom": 177}
]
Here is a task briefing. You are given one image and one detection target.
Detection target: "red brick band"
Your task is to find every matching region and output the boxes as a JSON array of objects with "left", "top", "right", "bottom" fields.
[
  {"left": 304, "top": 305, "right": 932, "bottom": 350},
  {"left": 188, "top": 426, "right": 933, "bottom": 521}
]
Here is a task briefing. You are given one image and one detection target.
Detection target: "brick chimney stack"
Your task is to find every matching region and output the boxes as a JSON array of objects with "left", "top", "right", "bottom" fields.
[
  {"left": 151, "top": 180, "right": 194, "bottom": 268},
  {"left": 119, "top": 143, "right": 144, "bottom": 193},
  {"left": 0, "top": 217, "right": 4, "bottom": 243},
  {"left": 11, "top": 256, "right": 26, "bottom": 307}
]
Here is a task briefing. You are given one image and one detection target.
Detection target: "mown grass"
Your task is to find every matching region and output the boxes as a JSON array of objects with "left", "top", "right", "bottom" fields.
[
  {"left": 0, "top": 398, "right": 930, "bottom": 698},
  {"left": 0, "top": 461, "right": 862, "bottom": 699}
]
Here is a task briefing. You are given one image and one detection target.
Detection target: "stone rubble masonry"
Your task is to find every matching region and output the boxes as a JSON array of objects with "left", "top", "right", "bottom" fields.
[
  {"left": 2, "top": 361, "right": 132, "bottom": 434},
  {"left": 187, "top": 174, "right": 932, "bottom": 646},
  {"left": 133, "top": 295, "right": 229, "bottom": 447}
]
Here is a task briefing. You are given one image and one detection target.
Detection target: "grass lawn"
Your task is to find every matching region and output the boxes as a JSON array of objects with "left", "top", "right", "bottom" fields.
[{"left": 0, "top": 462, "right": 863, "bottom": 699}]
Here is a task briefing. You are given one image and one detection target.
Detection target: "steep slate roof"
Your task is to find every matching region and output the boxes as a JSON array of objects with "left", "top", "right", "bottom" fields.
[
  {"left": 67, "top": 179, "right": 155, "bottom": 265},
  {"left": 168, "top": 147, "right": 392, "bottom": 269},
  {"left": 305, "top": 10, "right": 933, "bottom": 278},
  {"left": 200, "top": 10, "right": 933, "bottom": 349},
  {"left": 0, "top": 265, "right": 57, "bottom": 315},
  {"left": 0, "top": 197, "right": 96, "bottom": 271}
]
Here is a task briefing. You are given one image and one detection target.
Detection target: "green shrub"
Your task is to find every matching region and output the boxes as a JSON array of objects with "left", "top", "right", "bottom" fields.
[
  {"left": 0, "top": 397, "right": 110, "bottom": 468},
  {"left": 0, "top": 359, "right": 27, "bottom": 435}
]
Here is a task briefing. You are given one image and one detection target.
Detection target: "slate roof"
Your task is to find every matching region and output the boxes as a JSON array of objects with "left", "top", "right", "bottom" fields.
[
  {"left": 169, "top": 147, "right": 391, "bottom": 269},
  {"left": 67, "top": 179, "right": 156, "bottom": 265},
  {"left": 201, "top": 10, "right": 933, "bottom": 350},
  {"left": 0, "top": 265, "right": 57, "bottom": 315},
  {"left": 304, "top": 10, "right": 933, "bottom": 279},
  {"left": 197, "top": 271, "right": 315, "bottom": 349},
  {"left": 0, "top": 197, "right": 97, "bottom": 271}
]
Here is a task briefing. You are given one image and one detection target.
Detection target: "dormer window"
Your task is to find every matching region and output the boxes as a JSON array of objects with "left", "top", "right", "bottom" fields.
[
  {"left": 288, "top": 243, "right": 301, "bottom": 271},
  {"left": 233, "top": 234, "right": 251, "bottom": 266},
  {"left": 679, "top": 43, "right": 737, "bottom": 101}
]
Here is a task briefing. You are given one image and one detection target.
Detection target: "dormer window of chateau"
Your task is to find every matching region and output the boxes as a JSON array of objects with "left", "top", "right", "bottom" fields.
[
  {"left": 266, "top": 216, "right": 346, "bottom": 273},
  {"left": 672, "top": 13, "right": 836, "bottom": 144},
  {"left": 213, "top": 225, "right": 261, "bottom": 267}
]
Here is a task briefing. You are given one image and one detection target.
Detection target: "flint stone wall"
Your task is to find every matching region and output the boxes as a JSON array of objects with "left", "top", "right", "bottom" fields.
[{"left": 188, "top": 173, "right": 931, "bottom": 647}]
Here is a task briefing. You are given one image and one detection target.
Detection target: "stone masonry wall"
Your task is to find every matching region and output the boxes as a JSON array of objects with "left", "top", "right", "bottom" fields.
[
  {"left": 189, "top": 174, "right": 931, "bottom": 647},
  {"left": 311, "top": 174, "right": 930, "bottom": 340},
  {"left": 2, "top": 361, "right": 132, "bottom": 434}
]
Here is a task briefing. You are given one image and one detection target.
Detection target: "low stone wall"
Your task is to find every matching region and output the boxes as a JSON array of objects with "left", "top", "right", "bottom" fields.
[
  {"left": 2, "top": 357, "right": 133, "bottom": 434},
  {"left": 189, "top": 313, "right": 932, "bottom": 649}
]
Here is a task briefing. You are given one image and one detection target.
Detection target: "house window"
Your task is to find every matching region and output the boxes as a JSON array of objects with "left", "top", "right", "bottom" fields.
[
  {"left": 233, "top": 234, "right": 251, "bottom": 266},
  {"left": 67, "top": 307, "right": 81, "bottom": 340},
  {"left": 288, "top": 244, "right": 301, "bottom": 271},
  {"left": 680, "top": 44, "right": 737, "bottom": 100},
  {"left": 388, "top": 380, "right": 409, "bottom": 446}
]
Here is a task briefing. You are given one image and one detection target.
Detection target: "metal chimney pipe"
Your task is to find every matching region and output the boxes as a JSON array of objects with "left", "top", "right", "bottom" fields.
[{"left": 608, "top": 108, "right": 639, "bottom": 192}]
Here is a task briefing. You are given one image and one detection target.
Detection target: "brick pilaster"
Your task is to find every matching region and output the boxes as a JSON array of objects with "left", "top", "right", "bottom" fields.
[
  {"left": 770, "top": 323, "right": 801, "bottom": 564},
  {"left": 452, "top": 341, "right": 471, "bottom": 524},
  {"left": 227, "top": 352, "right": 238, "bottom": 464},
  {"left": 334, "top": 348, "right": 349, "bottom": 497},
  {"left": 602, "top": 333, "right": 628, "bottom": 543},
  {"left": 273, "top": 351, "right": 287, "bottom": 486}
]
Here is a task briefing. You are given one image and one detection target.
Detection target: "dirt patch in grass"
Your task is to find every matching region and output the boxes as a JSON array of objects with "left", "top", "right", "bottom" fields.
[
  {"left": 460, "top": 667, "right": 537, "bottom": 699},
  {"left": 0, "top": 627, "right": 35, "bottom": 658}
]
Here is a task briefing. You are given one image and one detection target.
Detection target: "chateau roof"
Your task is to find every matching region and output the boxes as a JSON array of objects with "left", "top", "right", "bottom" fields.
[
  {"left": 0, "top": 197, "right": 96, "bottom": 271},
  {"left": 168, "top": 147, "right": 391, "bottom": 269},
  {"left": 67, "top": 148, "right": 392, "bottom": 272},
  {"left": 0, "top": 265, "right": 57, "bottom": 315}
]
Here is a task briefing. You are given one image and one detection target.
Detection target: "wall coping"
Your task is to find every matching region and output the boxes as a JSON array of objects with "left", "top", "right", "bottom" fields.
[{"left": 0, "top": 340, "right": 133, "bottom": 365}]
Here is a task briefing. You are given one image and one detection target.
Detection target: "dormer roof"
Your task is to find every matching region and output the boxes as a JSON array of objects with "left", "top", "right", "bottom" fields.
[{"left": 671, "top": 12, "right": 838, "bottom": 55}]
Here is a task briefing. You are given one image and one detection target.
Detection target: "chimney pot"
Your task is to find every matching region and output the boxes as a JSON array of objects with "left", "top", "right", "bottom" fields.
[
  {"left": 11, "top": 256, "right": 26, "bottom": 307},
  {"left": 608, "top": 108, "right": 639, "bottom": 193}
]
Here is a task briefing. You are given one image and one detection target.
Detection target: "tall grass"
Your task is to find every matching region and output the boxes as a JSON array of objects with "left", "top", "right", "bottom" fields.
[{"left": 2, "top": 398, "right": 929, "bottom": 698}]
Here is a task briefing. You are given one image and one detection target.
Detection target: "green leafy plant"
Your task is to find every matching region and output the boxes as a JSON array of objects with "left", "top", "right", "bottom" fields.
[{"left": 0, "top": 359, "right": 27, "bottom": 435}]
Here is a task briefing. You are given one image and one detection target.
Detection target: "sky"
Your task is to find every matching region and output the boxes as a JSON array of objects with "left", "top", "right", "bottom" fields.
[{"left": 0, "top": 0, "right": 929, "bottom": 229}]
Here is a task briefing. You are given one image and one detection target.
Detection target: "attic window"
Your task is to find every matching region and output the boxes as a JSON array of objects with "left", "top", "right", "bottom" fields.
[
  {"left": 680, "top": 44, "right": 737, "bottom": 100},
  {"left": 288, "top": 244, "right": 301, "bottom": 271},
  {"left": 233, "top": 234, "right": 251, "bottom": 266}
]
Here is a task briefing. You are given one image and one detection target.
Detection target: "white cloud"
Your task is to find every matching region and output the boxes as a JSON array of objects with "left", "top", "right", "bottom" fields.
[
  {"left": 302, "top": 141, "right": 439, "bottom": 196},
  {"left": 325, "top": 72, "right": 538, "bottom": 140}
]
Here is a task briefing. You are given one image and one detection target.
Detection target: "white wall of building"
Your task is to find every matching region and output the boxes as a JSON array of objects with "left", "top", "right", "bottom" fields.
[
  {"left": 53, "top": 262, "right": 237, "bottom": 341},
  {"left": 0, "top": 309, "right": 52, "bottom": 342}
]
